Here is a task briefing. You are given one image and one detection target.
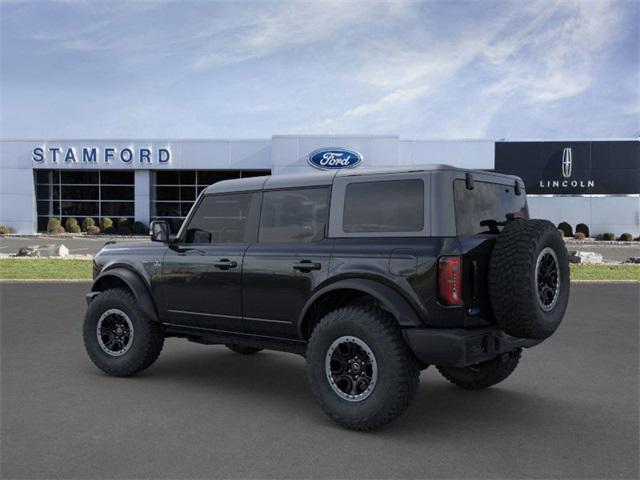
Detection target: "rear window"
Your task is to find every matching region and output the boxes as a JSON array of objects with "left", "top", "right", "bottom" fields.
[
  {"left": 454, "top": 180, "right": 528, "bottom": 235},
  {"left": 343, "top": 179, "right": 424, "bottom": 233}
]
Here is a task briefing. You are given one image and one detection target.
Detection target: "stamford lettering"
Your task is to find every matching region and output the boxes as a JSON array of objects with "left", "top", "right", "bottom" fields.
[{"left": 32, "top": 146, "right": 171, "bottom": 165}]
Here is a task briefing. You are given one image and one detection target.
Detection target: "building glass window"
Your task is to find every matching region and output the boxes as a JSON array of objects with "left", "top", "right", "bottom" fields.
[
  {"left": 34, "top": 170, "right": 135, "bottom": 231},
  {"left": 151, "top": 169, "right": 270, "bottom": 232}
]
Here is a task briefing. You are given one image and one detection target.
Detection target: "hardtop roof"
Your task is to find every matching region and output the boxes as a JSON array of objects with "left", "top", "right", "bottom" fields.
[{"left": 204, "top": 164, "right": 521, "bottom": 194}]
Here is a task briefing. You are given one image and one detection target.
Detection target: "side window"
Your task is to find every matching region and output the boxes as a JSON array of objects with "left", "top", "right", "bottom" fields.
[
  {"left": 184, "top": 193, "right": 257, "bottom": 244},
  {"left": 259, "top": 188, "right": 329, "bottom": 243},
  {"left": 343, "top": 179, "right": 424, "bottom": 233}
]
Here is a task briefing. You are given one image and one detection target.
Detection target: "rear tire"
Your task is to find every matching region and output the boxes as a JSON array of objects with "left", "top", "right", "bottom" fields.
[
  {"left": 83, "top": 288, "right": 164, "bottom": 377},
  {"left": 225, "top": 344, "right": 263, "bottom": 355},
  {"left": 306, "top": 305, "right": 420, "bottom": 431},
  {"left": 436, "top": 349, "right": 521, "bottom": 390}
]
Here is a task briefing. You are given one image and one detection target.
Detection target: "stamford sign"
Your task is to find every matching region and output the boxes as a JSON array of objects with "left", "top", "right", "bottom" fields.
[
  {"left": 32, "top": 146, "right": 171, "bottom": 165},
  {"left": 308, "top": 147, "right": 362, "bottom": 170}
]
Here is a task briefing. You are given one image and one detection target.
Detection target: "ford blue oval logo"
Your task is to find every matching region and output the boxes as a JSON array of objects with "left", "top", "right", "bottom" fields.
[{"left": 307, "top": 148, "right": 362, "bottom": 170}]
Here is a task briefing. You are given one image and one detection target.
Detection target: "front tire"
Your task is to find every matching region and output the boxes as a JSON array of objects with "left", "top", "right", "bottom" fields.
[
  {"left": 436, "top": 349, "right": 521, "bottom": 390},
  {"left": 83, "top": 288, "right": 164, "bottom": 377},
  {"left": 306, "top": 305, "right": 420, "bottom": 431}
]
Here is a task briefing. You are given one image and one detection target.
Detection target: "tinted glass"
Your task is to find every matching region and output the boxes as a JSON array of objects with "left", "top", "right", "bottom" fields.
[
  {"left": 61, "top": 171, "right": 99, "bottom": 184},
  {"left": 196, "top": 170, "right": 239, "bottom": 186},
  {"left": 61, "top": 186, "right": 99, "bottom": 200},
  {"left": 185, "top": 193, "right": 256, "bottom": 244},
  {"left": 101, "top": 202, "right": 134, "bottom": 217},
  {"left": 36, "top": 185, "right": 50, "bottom": 199},
  {"left": 100, "top": 171, "right": 134, "bottom": 185},
  {"left": 259, "top": 188, "right": 329, "bottom": 243},
  {"left": 36, "top": 170, "right": 52, "bottom": 184},
  {"left": 101, "top": 186, "right": 134, "bottom": 200},
  {"left": 454, "top": 180, "right": 529, "bottom": 235},
  {"left": 155, "top": 171, "right": 180, "bottom": 185},
  {"left": 343, "top": 180, "right": 424, "bottom": 233},
  {"left": 61, "top": 201, "right": 99, "bottom": 216}
]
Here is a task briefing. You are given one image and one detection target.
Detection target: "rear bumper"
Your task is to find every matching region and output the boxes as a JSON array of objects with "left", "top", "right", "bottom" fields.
[{"left": 402, "top": 327, "right": 542, "bottom": 368}]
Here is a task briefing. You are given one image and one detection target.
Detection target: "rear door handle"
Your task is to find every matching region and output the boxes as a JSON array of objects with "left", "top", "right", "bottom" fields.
[
  {"left": 293, "top": 260, "right": 321, "bottom": 272},
  {"left": 213, "top": 259, "right": 238, "bottom": 270}
]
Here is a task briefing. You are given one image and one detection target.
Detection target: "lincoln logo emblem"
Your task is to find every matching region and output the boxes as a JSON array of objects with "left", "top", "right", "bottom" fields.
[{"left": 561, "top": 147, "right": 572, "bottom": 178}]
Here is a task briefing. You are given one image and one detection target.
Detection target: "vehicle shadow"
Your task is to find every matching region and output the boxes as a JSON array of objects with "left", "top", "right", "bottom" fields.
[{"left": 121, "top": 343, "right": 573, "bottom": 436}]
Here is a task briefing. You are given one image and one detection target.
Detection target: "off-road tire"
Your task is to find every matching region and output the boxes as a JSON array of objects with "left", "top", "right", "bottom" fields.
[
  {"left": 225, "top": 344, "right": 263, "bottom": 355},
  {"left": 436, "top": 349, "right": 522, "bottom": 390},
  {"left": 83, "top": 288, "right": 164, "bottom": 376},
  {"left": 306, "top": 305, "right": 420, "bottom": 431},
  {"left": 489, "top": 219, "right": 569, "bottom": 339}
]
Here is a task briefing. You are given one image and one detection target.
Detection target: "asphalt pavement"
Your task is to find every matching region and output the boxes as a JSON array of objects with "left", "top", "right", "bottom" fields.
[{"left": 0, "top": 282, "right": 638, "bottom": 479}]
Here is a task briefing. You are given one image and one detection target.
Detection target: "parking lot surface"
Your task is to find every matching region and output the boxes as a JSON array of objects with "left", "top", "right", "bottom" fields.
[{"left": 1, "top": 283, "right": 638, "bottom": 479}]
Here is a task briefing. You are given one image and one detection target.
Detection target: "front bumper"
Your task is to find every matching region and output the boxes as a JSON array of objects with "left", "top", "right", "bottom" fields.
[{"left": 403, "top": 327, "right": 542, "bottom": 368}]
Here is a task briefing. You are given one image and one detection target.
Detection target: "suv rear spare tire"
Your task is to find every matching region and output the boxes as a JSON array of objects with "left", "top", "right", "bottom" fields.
[{"left": 489, "top": 219, "right": 569, "bottom": 340}]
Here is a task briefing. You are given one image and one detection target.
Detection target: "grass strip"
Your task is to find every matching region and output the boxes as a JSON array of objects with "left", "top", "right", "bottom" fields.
[
  {"left": 0, "top": 259, "right": 93, "bottom": 279},
  {"left": 0, "top": 259, "right": 638, "bottom": 281},
  {"left": 569, "top": 263, "right": 640, "bottom": 281}
]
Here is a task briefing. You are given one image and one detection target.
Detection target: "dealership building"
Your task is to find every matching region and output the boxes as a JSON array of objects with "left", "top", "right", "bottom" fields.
[{"left": 0, "top": 136, "right": 638, "bottom": 235}]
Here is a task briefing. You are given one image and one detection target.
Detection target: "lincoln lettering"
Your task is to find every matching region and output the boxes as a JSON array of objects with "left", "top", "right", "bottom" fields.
[
  {"left": 539, "top": 179, "right": 595, "bottom": 188},
  {"left": 32, "top": 147, "right": 170, "bottom": 164}
]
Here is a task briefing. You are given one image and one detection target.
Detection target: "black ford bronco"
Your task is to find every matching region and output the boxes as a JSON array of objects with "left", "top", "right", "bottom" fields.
[{"left": 84, "top": 166, "right": 569, "bottom": 430}]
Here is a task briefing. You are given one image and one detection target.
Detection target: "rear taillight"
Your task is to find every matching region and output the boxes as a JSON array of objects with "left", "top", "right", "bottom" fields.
[{"left": 438, "top": 256, "right": 462, "bottom": 306}]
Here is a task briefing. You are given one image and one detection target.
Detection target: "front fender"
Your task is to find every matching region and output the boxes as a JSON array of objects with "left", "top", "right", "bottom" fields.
[
  {"left": 298, "top": 278, "right": 423, "bottom": 337},
  {"left": 91, "top": 267, "right": 160, "bottom": 322}
]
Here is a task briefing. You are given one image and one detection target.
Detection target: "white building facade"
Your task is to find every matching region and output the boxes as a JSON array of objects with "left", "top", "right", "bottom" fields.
[{"left": 0, "top": 136, "right": 638, "bottom": 236}]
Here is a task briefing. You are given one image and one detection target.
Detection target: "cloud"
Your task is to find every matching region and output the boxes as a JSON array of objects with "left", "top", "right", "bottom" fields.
[
  {"left": 1, "top": 0, "right": 637, "bottom": 139},
  {"left": 191, "top": 1, "right": 412, "bottom": 70}
]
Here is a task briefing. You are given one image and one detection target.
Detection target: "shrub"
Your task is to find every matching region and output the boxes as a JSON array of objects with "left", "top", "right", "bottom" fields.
[
  {"left": 618, "top": 233, "right": 634, "bottom": 242},
  {"left": 575, "top": 223, "right": 590, "bottom": 238},
  {"left": 65, "top": 217, "right": 81, "bottom": 234},
  {"left": 598, "top": 232, "right": 615, "bottom": 241},
  {"left": 0, "top": 224, "right": 13, "bottom": 234},
  {"left": 101, "top": 217, "right": 113, "bottom": 232},
  {"left": 117, "top": 217, "right": 132, "bottom": 235},
  {"left": 86, "top": 225, "right": 101, "bottom": 235},
  {"left": 132, "top": 221, "right": 146, "bottom": 235},
  {"left": 573, "top": 232, "right": 586, "bottom": 240},
  {"left": 46, "top": 218, "right": 62, "bottom": 233},
  {"left": 50, "top": 225, "right": 66, "bottom": 235},
  {"left": 82, "top": 217, "right": 96, "bottom": 231},
  {"left": 557, "top": 222, "right": 573, "bottom": 238},
  {"left": 557, "top": 229, "right": 565, "bottom": 238}
]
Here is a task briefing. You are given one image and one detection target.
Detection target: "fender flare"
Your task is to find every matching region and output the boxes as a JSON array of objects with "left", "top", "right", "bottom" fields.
[
  {"left": 91, "top": 267, "right": 160, "bottom": 322},
  {"left": 298, "top": 278, "right": 423, "bottom": 337}
]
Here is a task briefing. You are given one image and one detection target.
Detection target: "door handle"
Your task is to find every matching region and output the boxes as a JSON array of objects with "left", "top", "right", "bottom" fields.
[
  {"left": 293, "top": 260, "right": 322, "bottom": 272},
  {"left": 214, "top": 258, "right": 238, "bottom": 270}
]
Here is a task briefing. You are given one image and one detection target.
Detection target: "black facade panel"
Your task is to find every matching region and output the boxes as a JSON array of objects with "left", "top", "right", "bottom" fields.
[{"left": 495, "top": 140, "right": 639, "bottom": 195}]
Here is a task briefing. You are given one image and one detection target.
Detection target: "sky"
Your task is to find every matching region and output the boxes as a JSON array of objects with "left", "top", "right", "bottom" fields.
[{"left": 1, "top": 0, "right": 638, "bottom": 140}]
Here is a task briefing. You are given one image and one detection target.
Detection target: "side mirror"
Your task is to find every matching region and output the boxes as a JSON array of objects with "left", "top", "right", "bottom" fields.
[{"left": 150, "top": 220, "right": 170, "bottom": 243}]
